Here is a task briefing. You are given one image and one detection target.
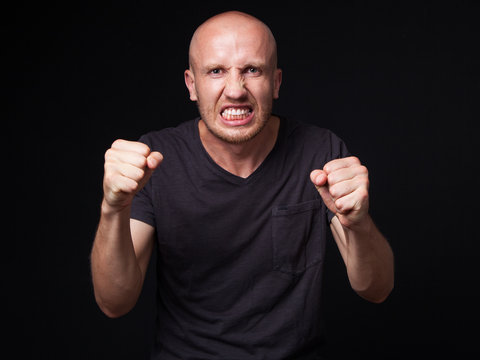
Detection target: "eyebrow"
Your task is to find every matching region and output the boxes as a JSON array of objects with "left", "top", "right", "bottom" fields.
[
  {"left": 202, "top": 62, "right": 267, "bottom": 73},
  {"left": 202, "top": 64, "right": 225, "bottom": 72}
]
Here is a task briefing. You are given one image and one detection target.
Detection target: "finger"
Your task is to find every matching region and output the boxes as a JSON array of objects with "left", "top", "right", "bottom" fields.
[
  {"left": 134, "top": 152, "right": 163, "bottom": 191},
  {"left": 107, "top": 149, "right": 149, "bottom": 169},
  {"left": 334, "top": 188, "right": 369, "bottom": 214},
  {"left": 310, "top": 170, "right": 338, "bottom": 214},
  {"left": 147, "top": 151, "right": 163, "bottom": 170},
  {"left": 324, "top": 156, "right": 361, "bottom": 173},
  {"left": 120, "top": 150, "right": 149, "bottom": 168},
  {"left": 111, "top": 139, "right": 151, "bottom": 157},
  {"left": 329, "top": 178, "right": 359, "bottom": 201},
  {"left": 310, "top": 169, "right": 328, "bottom": 186},
  {"left": 114, "top": 162, "right": 146, "bottom": 183},
  {"left": 326, "top": 167, "right": 356, "bottom": 186},
  {"left": 107, "top": 173, "right": 139, "bottom": 194},
  {"left": 318, "top": 185, "right": 338, "bottom": 215},
  {"left": 327, "top": 165, "right": 368, "bottom": 188}
]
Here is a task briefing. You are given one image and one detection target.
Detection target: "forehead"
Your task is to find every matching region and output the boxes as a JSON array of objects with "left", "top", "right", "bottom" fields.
[{"left": 190, "top": 20, "right": 275, "bottom": 69}]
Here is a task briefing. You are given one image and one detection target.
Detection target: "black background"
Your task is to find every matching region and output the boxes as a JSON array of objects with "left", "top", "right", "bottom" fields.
[{"left": 10, "top": 1, "right": 479, "bottom": 358}]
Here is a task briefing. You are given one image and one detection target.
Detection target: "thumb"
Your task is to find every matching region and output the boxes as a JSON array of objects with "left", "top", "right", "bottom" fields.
[
  {"left": 146, "top": 151, "right": 163, "bottom": 170},
  {"left": 138, "top": 152, "right": 163, "bottom": 190},
  {"left": 310, "top": 170, "right": 337, "bottom": 215}
]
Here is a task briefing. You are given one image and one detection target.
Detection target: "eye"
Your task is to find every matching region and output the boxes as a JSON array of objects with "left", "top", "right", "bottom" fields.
[
  {"left": 208, "top": 68, "right": 223, "bottom": 76},
  {"left": 245, "top": 66, "right": 262, "bottom": 76}
]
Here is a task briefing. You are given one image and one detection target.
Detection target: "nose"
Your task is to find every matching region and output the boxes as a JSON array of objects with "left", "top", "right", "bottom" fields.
[{"left": 223, "top": 73, "right": 247, "bottom": 100}]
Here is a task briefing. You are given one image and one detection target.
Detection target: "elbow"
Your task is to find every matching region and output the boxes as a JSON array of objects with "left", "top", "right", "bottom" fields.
[
  {"left": 356, "top": 279, "right": 394, "bottom": 304},
  {"left": 94, "top": 292, "right": 134, "bottom": 318},
  {"left": 380, "top": 281, "right": 394, "bottom": 303},
  {"left": 352, "top": 256, "right": 395, "bottom": 304},
  {"left": 362, "top": 287, "right": 392, "bottom": 304},
  {"left": 99, "top": 305, "right": 128, "bottom": 319},
  {"left": 91, "top": 272, "right": 142, "bottom": 318}
]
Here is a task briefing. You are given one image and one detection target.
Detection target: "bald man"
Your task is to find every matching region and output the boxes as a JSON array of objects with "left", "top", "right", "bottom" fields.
[{"left": 91, "top": 11, "right": 394, "bottom": 359}]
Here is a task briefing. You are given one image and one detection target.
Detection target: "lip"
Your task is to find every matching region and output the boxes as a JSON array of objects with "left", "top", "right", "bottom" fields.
[
  {"left": 219, "top": 104, "right": 254, "bottom": 127},
  {"left": 220, "top": 104, "right": 253, "bottom": 113}
]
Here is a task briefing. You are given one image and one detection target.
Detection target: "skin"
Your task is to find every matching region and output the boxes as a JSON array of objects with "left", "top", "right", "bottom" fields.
[
  {"left": 184, "top": 11, "right": 282, "bottom": 177},
  {"left": 91, "top": 11, "right": 393, "bottom": 318},
  {"left": 311, "top": 158, "right": 394, "bottom": 302}
]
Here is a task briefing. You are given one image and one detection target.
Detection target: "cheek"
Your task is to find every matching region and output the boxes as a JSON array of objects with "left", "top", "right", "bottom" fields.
[
  {"left": 196, "top": 81, "right": 224, "bottom": 108},
  {"left": 250, "top": 82, "right": 275, "bottom": 108}
]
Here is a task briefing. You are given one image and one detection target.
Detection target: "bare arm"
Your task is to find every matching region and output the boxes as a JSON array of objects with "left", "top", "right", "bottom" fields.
[
  {"left": 91, "top": 206, "right": 155, "bottom": 317},
  {"left": 311, "top": 157, "right": 394, "bottom": 303},
  {"left": 330, "top": 215, "right": 394, "bottom": 303},
  {"left": 91, "top": 140, "right": 163, "bottom": 318}
]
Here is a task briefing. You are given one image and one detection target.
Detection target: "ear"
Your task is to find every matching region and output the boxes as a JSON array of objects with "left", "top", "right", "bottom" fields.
[
  {"left": 184, "top": 69, "right": 198, "bottom": 101},
  {"left": 273, "top": 68, "right": 282, "bottom": 99}
]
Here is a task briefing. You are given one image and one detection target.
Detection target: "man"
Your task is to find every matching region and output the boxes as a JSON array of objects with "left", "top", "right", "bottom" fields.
[{"left": 91, "top": 11, "right": 394, "bottom": 359}]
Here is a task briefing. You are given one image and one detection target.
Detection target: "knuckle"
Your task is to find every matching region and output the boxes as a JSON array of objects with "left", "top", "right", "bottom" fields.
[
  {"left": 349, "top": 156, "right": 361, "bottom": 165},
  {"left": 360, "top": 188, "right": 369, "bottom": 199},
  {"left": 103, "top": 171, "right": 113, "bottom": 185},
  {"left": 104, "top": 148, "right": 115, "bottom": 161},
  {"left": 103, "top": 173, "right": 119, "bottom": 193},
  {"left": 133, "top": 142, "right": 151, "bottom": 157},
  {"left": 356, "top": 188, "right": 369, "bottom": 203},
  {"left": 133, "top": 167, "right": 146, "bottom": 181},
  {"left": 137, "top": 154, "right": 148, "bottom": 168},
  {"left": 103, "top": 162, "right": 115, "bottom": 179},
  {"left": 350, "top": 158, "right": 361, "bottom": 169},
  {"left": 329, "top": 184, "right": 339, "bottom": 198},
  {"left": 111, "top": 139, "right": 125, "bottom": 149},
  {"left": 335, "top": 198, "right": 344, "bottom": 212},
  {"left": 327, "top": 172, "right": 336, "bottom": 185},
  {"left": 128, "top": 179, "right": 139, "bottom": 192},
  {"left": 110, "top": 172, "right": 123, "bottom": 186},
  {"left": 323, "top": 163, "right": 331, "bottom": 173},
  {"left": 105, "top": 162, "right": 117, "bottom": 174},
  {"left": 359, "top": 165, "right": 368, "bottom": 176},
  {"left": 110, "top": 139, "right": 151, "bottom": 157},
  {"left": 355, "top": 175, "right": 369, "bottom": 188},
  {"left": 140, "top": 144, "right": 151, "bottom": 156}
]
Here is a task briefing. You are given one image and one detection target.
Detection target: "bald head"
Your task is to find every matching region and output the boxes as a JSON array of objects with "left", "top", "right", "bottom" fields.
[
  {"left": 184, "top": 11, "right": 282, "bottom": 145},
  {"left": 188, "top": 11, "right": 278, "bottom": 71}
]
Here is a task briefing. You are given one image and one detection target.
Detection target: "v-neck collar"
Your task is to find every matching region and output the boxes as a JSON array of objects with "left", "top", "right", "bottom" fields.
[{"left": 193, "top": 116, "right": 285, "bottom": 185}]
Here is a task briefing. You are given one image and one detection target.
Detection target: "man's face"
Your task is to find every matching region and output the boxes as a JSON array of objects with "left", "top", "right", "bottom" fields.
[{"left": 185, "top": 18, "right": 282, "bottom": 144}]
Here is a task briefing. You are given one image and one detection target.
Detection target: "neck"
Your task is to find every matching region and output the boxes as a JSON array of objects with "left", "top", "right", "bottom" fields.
[{"left": 199, "top": 116, "right": 280, "bottom": 178}]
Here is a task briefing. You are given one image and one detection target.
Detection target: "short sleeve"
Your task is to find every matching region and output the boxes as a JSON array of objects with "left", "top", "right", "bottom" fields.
[{"left": 131, "top": 183, "right": 156, "bottom": 227}]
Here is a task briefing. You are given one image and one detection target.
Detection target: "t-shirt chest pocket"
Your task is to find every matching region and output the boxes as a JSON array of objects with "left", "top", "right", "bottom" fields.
[{"left": 271, "top": 199, "right": 326, "bottom": 276}]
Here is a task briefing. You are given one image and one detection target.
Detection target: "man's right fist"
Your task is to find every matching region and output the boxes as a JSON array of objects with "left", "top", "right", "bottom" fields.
[{"left": 103, "top": 139, "right": 163, "bottom": 212}]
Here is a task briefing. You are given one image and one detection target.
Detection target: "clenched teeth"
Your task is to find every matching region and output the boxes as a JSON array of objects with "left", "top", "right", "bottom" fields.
[{"left": 221, "top": 107, "right": 252, "bottom": 120}]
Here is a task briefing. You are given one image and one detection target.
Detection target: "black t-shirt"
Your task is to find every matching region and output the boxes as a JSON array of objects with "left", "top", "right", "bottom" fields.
[{"left": 131, "top": 117, "right": 349, "bottom": 360}]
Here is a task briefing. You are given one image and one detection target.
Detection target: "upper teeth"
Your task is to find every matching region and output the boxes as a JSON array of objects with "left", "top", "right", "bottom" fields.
[{"left": 222, "top": 108, "right": 250, "bottom": 116}]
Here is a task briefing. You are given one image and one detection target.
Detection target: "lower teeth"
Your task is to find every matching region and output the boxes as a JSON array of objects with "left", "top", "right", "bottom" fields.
[{"left": 222, "top": 111, "right": 251, "bottom": 120}]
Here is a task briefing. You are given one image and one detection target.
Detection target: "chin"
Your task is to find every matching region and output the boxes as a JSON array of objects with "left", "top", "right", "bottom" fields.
[
  {"left": 209, "top": 116, "right": 270, "bottom": 144},
  {"left": 198, "top": 101, "right": 273, "bottom": 144}
]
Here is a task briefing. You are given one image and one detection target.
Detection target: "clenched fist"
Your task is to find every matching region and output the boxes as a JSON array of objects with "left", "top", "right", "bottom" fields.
[
  {"left": 310, "top": 156, "right": 369, "bottom": 229},
  {"left": 103, "top": 139, "right": 163, "bottom": 212}
]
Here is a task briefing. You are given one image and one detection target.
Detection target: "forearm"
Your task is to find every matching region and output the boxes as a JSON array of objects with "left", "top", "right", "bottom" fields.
[
  {"left": 333, "top": 215, "right": 394, "bottom": 303},
  {"left": 91, "top": 201, "right": 144, "bottom": 317}
]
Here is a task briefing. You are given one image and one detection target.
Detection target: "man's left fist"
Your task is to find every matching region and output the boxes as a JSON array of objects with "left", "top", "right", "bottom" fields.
[{"left": 310, "top": 156, "right": 369, "bottom": 229}]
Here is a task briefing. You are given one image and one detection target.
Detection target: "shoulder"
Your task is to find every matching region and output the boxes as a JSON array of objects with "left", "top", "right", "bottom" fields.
[
  {"left": 138, "top": 118, "right": 198, "bottom": 151},
  {"left": 282, "top": 117, "right": 346, "bottom": 151}
]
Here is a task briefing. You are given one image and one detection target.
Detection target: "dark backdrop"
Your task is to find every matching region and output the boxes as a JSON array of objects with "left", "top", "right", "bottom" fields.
[{"left": 11, "top": 1, "right": 478, "bottom": 358}]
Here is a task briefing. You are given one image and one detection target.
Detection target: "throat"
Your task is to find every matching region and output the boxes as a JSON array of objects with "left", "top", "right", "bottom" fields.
[{"left": 199, "top": 116, "right": 280, "bottom": 178}]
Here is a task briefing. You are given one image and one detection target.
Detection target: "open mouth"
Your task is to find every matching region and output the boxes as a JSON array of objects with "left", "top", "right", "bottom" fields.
[{"left": 221, "top": 106, "right": 253, "bottom": 121}]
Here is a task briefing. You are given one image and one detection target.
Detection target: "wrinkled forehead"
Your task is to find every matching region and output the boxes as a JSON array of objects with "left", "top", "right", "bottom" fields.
[{"left": 189, "top": 15, "right": 277, "bottom": 71}]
